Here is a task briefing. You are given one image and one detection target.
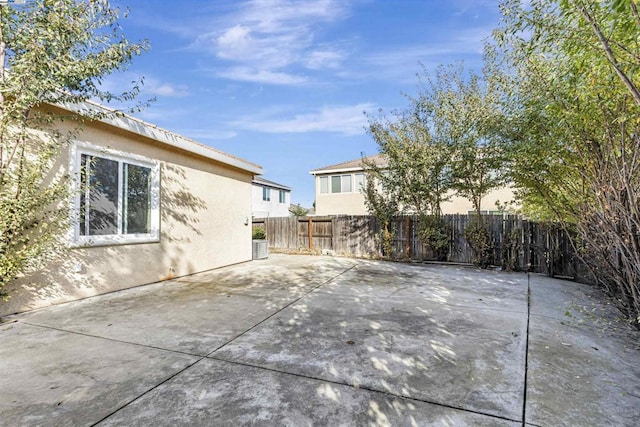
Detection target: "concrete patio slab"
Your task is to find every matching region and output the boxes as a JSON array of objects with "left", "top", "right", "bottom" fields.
[
  {"left": 0, "top": 254, "right": 638, "bottom": 426},
  {"left": 526, "top": 275, "right": 640, "bottom": 426},
  {"left": 212, "top": 264, "right": 528, "bottom": 421},
  {"left": 175, "top": 255, "right": 357, "bottom": 300},
  {"left": 20, "top": 256, "right": 356, "bottom": 356},
  {"left": 320, "top": 261, "right": 528, "bottom": 314},
  {"left": 0, "top": 321, "right": 197, "bottom": 426},
  {"left": 99, "top": 358, "right": 519, "bottom": 427}
]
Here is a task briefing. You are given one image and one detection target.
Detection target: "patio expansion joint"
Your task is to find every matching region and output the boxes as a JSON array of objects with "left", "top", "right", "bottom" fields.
[
  {"left": 16, "top": 322, "right": 217, "bottom": 426},
  {"left": 89, "top": 354, "right": 212, "bottom": 426},
  {"left": 203, "top": 264, "right": 358, "bottom": 357},
  {"left": 207, "top": 354, "right": 524, "bottom": 425},
  {"left": 521, "top": 272, "right": 532, "bottom": 427},
  {"left": 20, "top": 321, "right": 205, "bottom": 358},
  {"left": 18, "top": 263, "right": 362, "bottom": 426}
]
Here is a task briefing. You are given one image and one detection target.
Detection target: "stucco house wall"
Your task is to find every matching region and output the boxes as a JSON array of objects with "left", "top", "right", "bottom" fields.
[
  {"left": 0, "top": 105, "right": 261, "bottom": 317},
  {"left": 313, "top": 173, "right": 368, "bottom": 216},
  {"left": 441, "top": 187, "right": 516, "bottom": 215},
  {"left": 311, "top": 154, "right": 516, "bottom": 216}
]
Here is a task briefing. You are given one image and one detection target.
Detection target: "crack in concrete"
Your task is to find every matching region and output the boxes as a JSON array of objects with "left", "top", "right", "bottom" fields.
[{"left": 21, "top": 322, "right": 204, "bottom": 358}]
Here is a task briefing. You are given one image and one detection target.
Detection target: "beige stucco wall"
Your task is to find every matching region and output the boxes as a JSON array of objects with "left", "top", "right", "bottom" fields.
[
  {"left": 314, "top": 175, "right": 368, "bottom": 216},
  {"left": 315, "top": 192, "right": 369, "bottom": 216},
  {"left": 1, "top": 113, "right": 254, "bottom": 316},
  {"left": 441, "top": 186, "right": 516, "bottom": 215},
  {"left": 314, "top": 174, "right": 516, "bottom": 216}
]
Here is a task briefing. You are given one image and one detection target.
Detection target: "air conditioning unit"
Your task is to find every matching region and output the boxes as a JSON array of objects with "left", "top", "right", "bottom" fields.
[{"left": 252, "top": 240, "right": 269, "bottom": 260}]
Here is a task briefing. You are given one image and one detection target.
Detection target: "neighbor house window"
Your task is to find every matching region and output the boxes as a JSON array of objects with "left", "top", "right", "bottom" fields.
[
  {"left": 330, "top": 174, "right": 352, "bottom": 193},
  {"left": 263, "top": 187, "right": 271, "bottom": 201},
  {"left": 279, "top": 190, "right": 286, "bottom": 203},
  {"left": 319, "top": 176, "right": 329, "bottom": 194},
  {"left": 72, "top": 142, "right": 159, "bottom": 246},
  {"left": 354, "top": 173, "right": 366, "bottom": 190}
]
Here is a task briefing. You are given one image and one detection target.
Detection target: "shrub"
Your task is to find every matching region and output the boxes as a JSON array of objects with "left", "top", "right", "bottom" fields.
[
  {"left": 417, "top": 215, "right": 450, "bottom": 261},
  {"left": 465, "top": 218, "right": 492, "bottom": 268},
  {"left": 252, "top": 227, "right": 266, "bottom": 240}
]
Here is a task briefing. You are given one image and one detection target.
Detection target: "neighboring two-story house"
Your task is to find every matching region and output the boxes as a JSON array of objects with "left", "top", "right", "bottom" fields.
[
  {"left": 252, "top": 176, "right": 292, "bottom": 218},
  {"left": 310, "top": 154, "right": 515, "bottom": 216},
  {"left": 310, "top": 155, "right": 385, "bottom": 216}
]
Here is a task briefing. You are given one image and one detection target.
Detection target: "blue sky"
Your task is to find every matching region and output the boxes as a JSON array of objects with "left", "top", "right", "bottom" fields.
[{"left": 107, "top": 0, "right": 502, "bottom": 208}]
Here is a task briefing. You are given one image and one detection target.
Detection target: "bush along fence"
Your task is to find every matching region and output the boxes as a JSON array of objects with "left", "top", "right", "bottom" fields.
[{"left": 252, "top": 214, "right": 589, "bottom": 280}]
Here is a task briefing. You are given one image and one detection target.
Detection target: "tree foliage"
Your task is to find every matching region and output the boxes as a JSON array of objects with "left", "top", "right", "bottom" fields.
[
  {"left": 289, "top": 204, "right": 308, "bottom": 217},
  {"left": 361, "top": 158, "right": 398, "bottom": 257},
  {"left": 495, "top": 0, "right": 640, "bottom": 325},
  {"left": 0, "top": 0, "right": 147, "bottom": 300},
  {"left": 365, "top": 64, "right": 507, "bottom": 263}
]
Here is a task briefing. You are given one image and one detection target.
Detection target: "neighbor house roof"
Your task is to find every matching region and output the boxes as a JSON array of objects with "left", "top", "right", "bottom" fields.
[
  {"left": 252, "top": 176, "right": 291, "bottom": 191},
  {"left": 59, "top": 100, "right": 263, "bottom": 175},
  {"left": 310, "top": 154, "right": 387, "bottom": 175}
]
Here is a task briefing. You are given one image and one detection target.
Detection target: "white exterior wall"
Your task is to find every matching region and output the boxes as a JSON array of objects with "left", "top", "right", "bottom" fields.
[{"left": 252, "top": 184, "right": 291, "bottom": 218}]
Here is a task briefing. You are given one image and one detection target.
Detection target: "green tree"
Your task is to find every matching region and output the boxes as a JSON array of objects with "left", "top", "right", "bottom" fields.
[
  {"left": 289, "top": 204, "right": 308, "bottom": 217},
  {"left": 366, "top": 64, "right": 507, "bottom": 264},
  {"left": 365, "top": 96, "right": 453, "bottom": 259},
  {"left": 425, "top": 65, "right": 507, "bottom": 266},
  {"left": 0, "top": 0, "right": 147, "bottom": 300},
  {"left": 495, "top": 0, "right": 640, "bottom": 325},
  {"left": 361, "top": 157, "right": 399, "bottom": 258}
]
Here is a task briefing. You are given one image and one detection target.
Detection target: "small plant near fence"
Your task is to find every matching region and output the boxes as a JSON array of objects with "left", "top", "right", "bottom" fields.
[
  {"left": 416, "top": 215, "right": 450, "bottom": 261},
  {"left": 464, "top": 217, "right": 492, "bottom": 268},
  {"left": 252, "top": 226, "right": 266, "bottom": 240}
]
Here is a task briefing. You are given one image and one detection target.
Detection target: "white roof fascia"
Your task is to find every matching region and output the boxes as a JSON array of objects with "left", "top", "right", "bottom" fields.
[
  {"left": 310, "top": 166, "right": 368, "bottom": 175},
  {"left": 252, "top": 180, "right": 292, "bottom": 192},
  {"left": 59, "top": 101, "right": 263, "bottom": 175}
]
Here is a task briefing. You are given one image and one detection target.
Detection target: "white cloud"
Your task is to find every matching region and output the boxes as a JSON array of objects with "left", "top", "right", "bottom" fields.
[
  {"left": 216, "top": 25, "right": 255, "bottom": 60},
  {"left": 98, "top": 73, "right": 189, "bottom": 99},
  {"left": 194, "top": 0, "right": 351, "bottom": 85},
  {"left": 217, "top": 67, "right": 308, "bottom": 85},
  {"left": 305, "top": 48, "right": 345, "bottom": 69},
  {"left": 232, "top": 103, "right": 376, "bottom": 135},
  {"left": 359, "top": 25, "right": 494, "bottom": 81},
  {"left": 143, "top": 78, "right": 190, "bottom": 97}
]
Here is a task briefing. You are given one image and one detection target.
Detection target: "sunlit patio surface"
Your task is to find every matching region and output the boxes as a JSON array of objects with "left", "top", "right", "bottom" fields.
[{"left": 1, "top": 254, "right": 638, "bottom": 426}]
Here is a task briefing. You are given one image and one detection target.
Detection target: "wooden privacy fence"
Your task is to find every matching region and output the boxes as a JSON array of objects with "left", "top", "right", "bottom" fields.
[{"left": 253, "top": 215, "right": 584, "bottom": 279}]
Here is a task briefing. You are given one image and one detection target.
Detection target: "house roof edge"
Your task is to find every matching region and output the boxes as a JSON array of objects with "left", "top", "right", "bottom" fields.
[{"left": 58, "top": 100, "right": 263, "bottom": 175}]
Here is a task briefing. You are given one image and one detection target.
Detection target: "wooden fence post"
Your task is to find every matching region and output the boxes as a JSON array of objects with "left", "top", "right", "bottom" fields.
[
  {"left": 405, "top": 216, "right": 411, "bottom": 258},
  {"left": 308, "top": 216, "right": 313, "bottom": 250},
  {"left": 332, "top": 216, "right": 338, "bottom": 254}
]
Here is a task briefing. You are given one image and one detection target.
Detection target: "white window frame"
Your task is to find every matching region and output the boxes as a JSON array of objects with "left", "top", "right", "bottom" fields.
[
  {"left": 263, "top": 187, "right": 271, "bottom": 201},
  {"left": 319, "top": 176, "right": 329, "bottom": 194},
  {"left": 354, "top": 173, "right": 366, "bottom": 191},
  {"left": 330, "top": 174, "right": 352, "bottom": 193},
  {"left": 69, "top": 141, "right": 160, "bottom": 247},
  {"left": 279, "top": 189, "right": 286, "bottom": 204},
  {"left": 340, "top": 174, "right": 352, "bottom": 193}
]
